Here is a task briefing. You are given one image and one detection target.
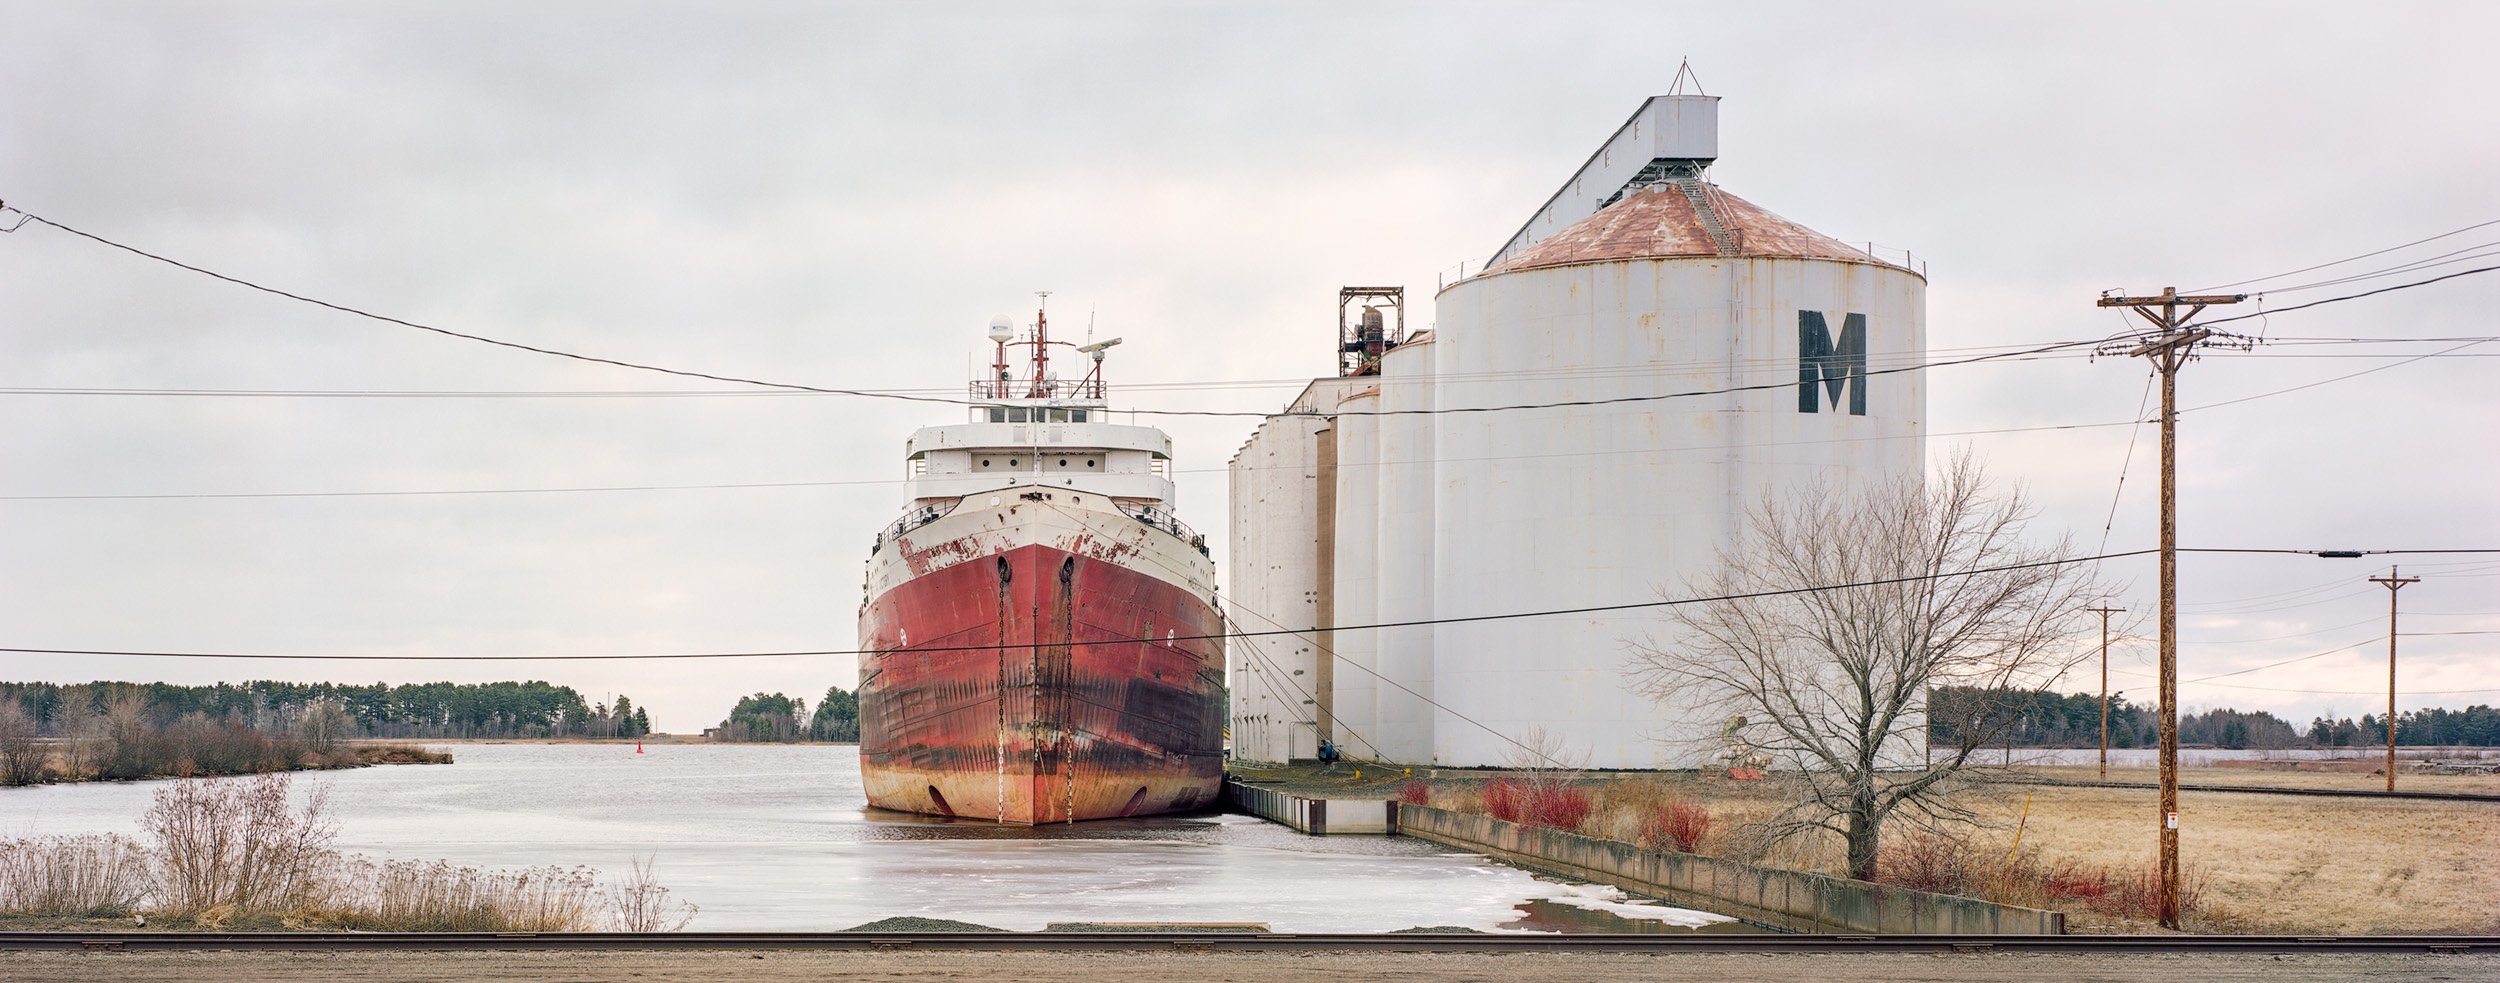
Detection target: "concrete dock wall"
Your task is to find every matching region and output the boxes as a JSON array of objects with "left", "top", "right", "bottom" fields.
[
  {"left": 1223, "top": 781, "right": 1392, "bottom": 835},
  {"left": 1395, "top": 804, "right": 2063, "bottom": 935}
]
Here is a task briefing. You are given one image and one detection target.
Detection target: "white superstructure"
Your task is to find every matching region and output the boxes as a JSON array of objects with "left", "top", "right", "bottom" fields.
[
  {"left": 1228, "top": 91, "right": 1927, "bottom": 768},
  {"left": 863, "top": 303, "right": 1210, "bottom": 611}
]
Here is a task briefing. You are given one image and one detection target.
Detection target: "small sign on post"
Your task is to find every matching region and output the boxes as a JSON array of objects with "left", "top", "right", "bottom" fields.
[{"left": 2164, "top": 811, "right": 2179, "bottom": 830}]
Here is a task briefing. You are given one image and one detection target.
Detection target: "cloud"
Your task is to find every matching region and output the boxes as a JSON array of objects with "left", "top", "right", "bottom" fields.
[{"left": 2, "top": 2, "right": 2493, "bottom": 730}]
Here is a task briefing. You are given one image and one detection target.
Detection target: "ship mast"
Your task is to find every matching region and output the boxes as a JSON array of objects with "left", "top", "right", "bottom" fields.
[{"left": 1026, "top": 291, "right": 1052, "bottom": 399}]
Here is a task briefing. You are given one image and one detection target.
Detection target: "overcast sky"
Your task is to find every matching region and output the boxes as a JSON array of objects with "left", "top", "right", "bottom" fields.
[{"left": 3, "top": 2, "right": 2493, "bottom": 734}]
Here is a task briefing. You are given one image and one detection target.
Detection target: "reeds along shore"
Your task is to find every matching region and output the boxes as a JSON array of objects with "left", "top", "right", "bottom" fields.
[
  {"left": 0, "top": 697, "right": 449, "bottom": 787},
  {"left": 0, "top": 773, "right": 693, "bottom": 932}
]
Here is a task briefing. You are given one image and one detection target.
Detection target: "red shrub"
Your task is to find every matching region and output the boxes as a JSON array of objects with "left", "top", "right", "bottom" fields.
[
  {"left": 1482, "top": 777, "right": 1591, "bottom": 831},
  {"left": 1643, "top": 801, "right": 1712, "bottom": 853},
  {"left": 1394, "top": 780, "right": 1431, "bottom": 806},
  {"left": 1875, "top": 830, "right": 1970, "bottom": 895},
  {"left": 1521, "top": 783, "right": 1593, "bottom": 831},
  {"left": 2041, "top": 861, "right": 2113, "bottom": 902},
  {"left": 1484, "top": 778, "right": 1523, "bottom": 822}
]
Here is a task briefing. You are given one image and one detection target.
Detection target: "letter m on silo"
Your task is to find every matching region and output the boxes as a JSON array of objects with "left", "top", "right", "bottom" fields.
[{"left": 1797, "top": 311, "right": 1867, "bottom": 415}]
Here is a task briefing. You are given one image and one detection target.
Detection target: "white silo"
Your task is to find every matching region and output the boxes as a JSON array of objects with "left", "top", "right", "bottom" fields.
[
  {"left": 1223, "top": 90, "right": 1926, "bottom": 770},
  {"left": 1225, "top": 378, "right": 1351, "bottom": 763},
  {"left": 1369, "top": 336, "right": 1438, "bottom": 762},
  {"left": 1328, "top": 385, "right": 1381, "bottom": 757},
  {"left": 1422, "top": 92, "right": 1928, "bottom": 768}
]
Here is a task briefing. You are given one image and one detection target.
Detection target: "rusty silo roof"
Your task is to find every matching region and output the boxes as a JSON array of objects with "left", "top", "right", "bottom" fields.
[{"left": 1486, "top": 183, "right": 1895, "bottom": 275}]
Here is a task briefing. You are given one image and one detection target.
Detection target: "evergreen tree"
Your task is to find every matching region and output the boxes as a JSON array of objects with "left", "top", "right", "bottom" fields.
[{"left": 809, "top": 685, "right": 860, "bottom": 742}]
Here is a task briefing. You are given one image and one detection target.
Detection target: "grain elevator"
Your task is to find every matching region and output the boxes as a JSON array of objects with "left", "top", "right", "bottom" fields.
[{"left": 1227, "top": 90, "right": 1928, "bottom": 768}]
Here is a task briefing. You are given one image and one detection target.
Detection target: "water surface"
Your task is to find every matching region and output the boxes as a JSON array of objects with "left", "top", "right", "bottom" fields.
[{"left": 1, "top": 743, "right": 1736, "bottom": 933}]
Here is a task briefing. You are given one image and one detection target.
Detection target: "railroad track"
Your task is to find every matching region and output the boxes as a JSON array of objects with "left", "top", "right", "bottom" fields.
[{"left": 3, "top": 931, "right": 2493, "bottom": 953}]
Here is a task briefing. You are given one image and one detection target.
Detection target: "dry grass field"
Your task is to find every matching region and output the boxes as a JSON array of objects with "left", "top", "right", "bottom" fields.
[
  {"left": 1281, "top": 763, "right": 2500, "bottom": 935},
  {"left": 1960, "top": 784, "right": 2497, "bottom": 934}
]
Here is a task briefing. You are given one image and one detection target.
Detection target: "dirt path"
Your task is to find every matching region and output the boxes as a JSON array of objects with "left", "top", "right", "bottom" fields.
[{"left": 2, "top": 948, "right": 2489, "bottom": 983}]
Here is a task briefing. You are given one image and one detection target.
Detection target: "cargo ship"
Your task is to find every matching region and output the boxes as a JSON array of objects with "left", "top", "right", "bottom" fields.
[{"left": 856, "top": 298, "right": 1225, "bottom": 823}]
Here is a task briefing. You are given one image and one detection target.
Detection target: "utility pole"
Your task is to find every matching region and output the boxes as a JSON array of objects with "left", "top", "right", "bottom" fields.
[
  {"left": 2086, "top": 606, "right": 2125, "bottom": 779},
  {"left": 2369, "top": 567, "right": 2419, "bottom": 793},
  {"left": 2097, "top": 286, "right": 2248, "bottom": 929}
]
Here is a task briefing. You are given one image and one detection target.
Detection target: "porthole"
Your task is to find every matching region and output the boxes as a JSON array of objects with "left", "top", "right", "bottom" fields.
[
  {"left": 1087, "top": 460, "right": 1097, "bottom": 468},
  {"left": 980, "top": 459, "right": 991, "bottom": 468},
  {"left": 1009, "top": 458, "right": 1020, "bottom": 467},
  {"left": 1057, "top": 458, "right": 1068, "bottom": 467}
]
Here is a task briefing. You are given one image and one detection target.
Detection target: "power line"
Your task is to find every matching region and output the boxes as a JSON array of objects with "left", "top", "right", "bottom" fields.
[
  {"left": 2195, "top": 265, "right": 2500, "bottom": 328},
  {"left": 2109, "top": 668, "right": 2500, "bottom": 697},
  {"left": 0, "top": 547, "right": 2167, "bottom": 661},
  {"left": 2094, "top": 371, "right": 2156, "bottom": 557},
  {"left": 27, "top": 323, "right": 2482, "bottom": 503},
  {"left": 2190, "top": 216, "right": 2500, "bottom": 292},
  {"left": 2178, "top": 548, "right": 2500, "bottom": 556},
  {"left": 2179, "top": 338, "right": 2494, "bottom": 414},
  {"left": 2183, "top": 638, "right": 2380, "bottom": 683},
  {"left": 0, "top": 340, "right": 2101, "bottom": 400},
  {"left": 13, "top": 341, "right": 2491, "bottom": 402},
  {"left": 2191, "top": 616, "right": 2380, "bottom": 645},
  {"left": 2254, "top": 241, "right": 2500, "bottom": 295},
  {"left": 17, "top": 324, "right": 2479, "bottom": 502},
  {"left": 1, "top": 418, "right": 2149, "bottom": 502},
  {"left": 8, "top": 546, "right": 2494, "bottom": 662},
  {"left": 0, "top": 203, "right": 2130, "bottom": 421},
  {"left": 0, "top": 479, "right": 888, "bottom": 501},
  {"left": 8, "top": 204, "right": 2486, "bottom": 423},
  {"left": 0, "top": 209, "right": 983, "bottom": 411},
  {"left": 5, "top": 336, "right": 2488, "bottom": 402}
]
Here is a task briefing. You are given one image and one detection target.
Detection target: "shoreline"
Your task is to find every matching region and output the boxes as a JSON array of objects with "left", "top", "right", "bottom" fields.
[{"left": 350, "top": 737, "right": 861, "bottom": 746}]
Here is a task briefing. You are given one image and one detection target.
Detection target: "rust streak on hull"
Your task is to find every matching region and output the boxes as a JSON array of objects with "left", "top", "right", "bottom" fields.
[{"left": 859, "top": 540, "right": 1222, "bottom": 825}]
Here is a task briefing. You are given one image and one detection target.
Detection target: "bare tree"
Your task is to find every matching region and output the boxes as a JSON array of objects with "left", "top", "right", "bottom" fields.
[
  {"left": 1630, "top": 452, "right": 2117, "bottom": 880},
  {"left": 60, "top": 705, "right": 113, "bottom": 781},
  {"left": 298, "top": 698, "right": 354, "bottom": 752},
  {"left": 0, "top": 700, "right": 46, "bottom": 785}
]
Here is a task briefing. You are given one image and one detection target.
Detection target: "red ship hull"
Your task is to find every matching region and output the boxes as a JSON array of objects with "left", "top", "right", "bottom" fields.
[{"left": 857, "top": 540, "right": 1224, "bottom": 824}]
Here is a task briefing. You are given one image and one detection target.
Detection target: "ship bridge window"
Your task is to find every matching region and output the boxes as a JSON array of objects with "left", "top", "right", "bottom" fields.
[
  {"left": 1008, "top": 407, "right": 1029, "bottom": 423},
  {"left": 1045, "top": 408, "right": 1068, "bottom": 423},
  {"left": 1070, "top": 409, "right": 1088, "bottom": 423},
  {"left": 986, "top": 407, "right": 1006, "bottom": 423},
  {"left": 909, "top": 455, "right": 928, "bottom": 477}
]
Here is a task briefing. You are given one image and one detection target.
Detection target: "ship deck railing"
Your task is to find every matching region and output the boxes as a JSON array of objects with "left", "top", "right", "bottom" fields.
[
  {"left": 1119, "top": 503, "right": 1210, "bottom": 557},
  {"left": 872, "top": 501, "right": 959, "bottom": 554}
]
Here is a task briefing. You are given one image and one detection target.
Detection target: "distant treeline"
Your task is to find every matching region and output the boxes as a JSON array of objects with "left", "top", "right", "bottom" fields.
[
  {"left": 2306, "top": 706, "right": 2500, "bottom": 748},
  {"left": 0, "top": 682, "right": 460, "bottom": 786},
  {"left": 711, "top": 686, "right": 859, "bottom": 742},
  {"left": 0, "top": 680, "right": 649, "bottom": 741},
  {"left": 1930, "top": 686, "right": 2500, "bottom": 749}
]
